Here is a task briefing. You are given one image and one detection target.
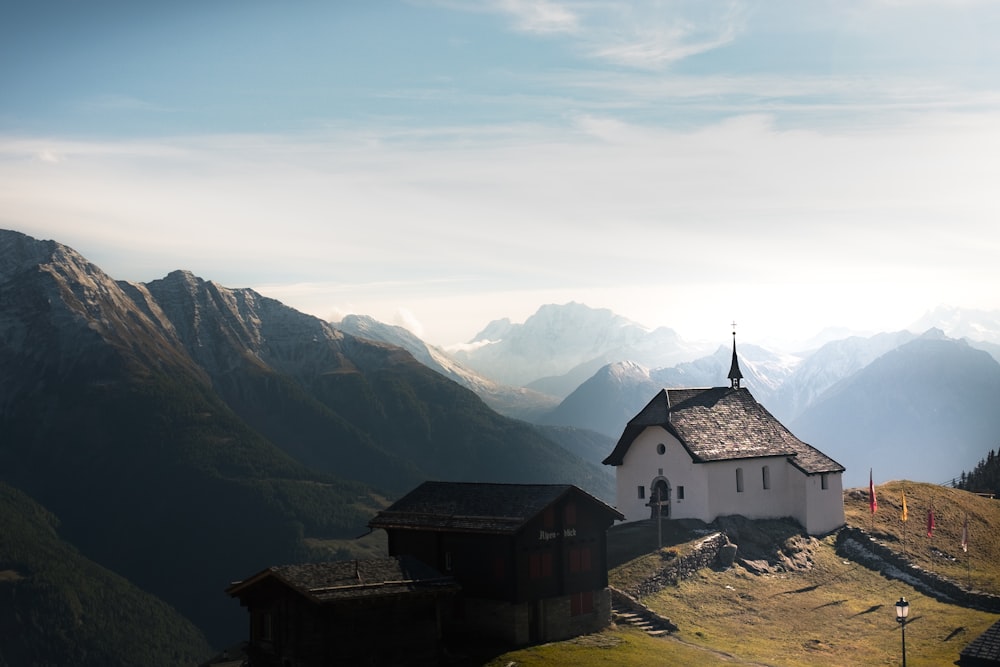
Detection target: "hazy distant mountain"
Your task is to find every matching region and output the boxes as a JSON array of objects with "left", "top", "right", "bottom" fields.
[
  {"left": 0, "top": 229, "right": 611, "bottom": 649},
  {"left": 538, "top": 361, "right": 659, "bottom": 438},
  {"left": 790, "top": 330, "right": 1000, "bottom": 487},
  {"left": 538, "top": 344, "right": 799, "bottom": 439},
  {"left": 335, "top": 313, "right": 559, "bottom": 421},
  {"left": 449, "top": 302, "right": 712, "bottom": 392},
  {"left": 768, "top": 330, "right": 917, "bottom": 423},
  {"left": 531, "top": 424, "right": 616, "bottom": 468},
  {"left": 652, "top": 342, "right": 800, "bottom": 408},
  {"left": 910, "top": 305, "right": 1000, "bottom": 345}
]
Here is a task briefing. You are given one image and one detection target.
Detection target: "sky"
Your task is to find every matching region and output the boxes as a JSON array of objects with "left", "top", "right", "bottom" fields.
[{"left": 3, "top": 1, "right": 1000, "bottom": 349}]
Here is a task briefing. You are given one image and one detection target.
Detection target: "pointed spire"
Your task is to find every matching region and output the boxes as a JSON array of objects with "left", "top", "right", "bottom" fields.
[{"left": 728, "top": 322, "right": 743, "bottom": 389}]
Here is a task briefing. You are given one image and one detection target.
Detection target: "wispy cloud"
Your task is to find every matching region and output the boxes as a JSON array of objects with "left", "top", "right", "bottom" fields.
[
  {"left": 496, "top": 0, "right": 580, "bottom": 34},
  {"left": 586, "top": 2, "right": 747, "bottom": 68},
  {"left": 419, "top": 0, "right": 580, "bottom": 34},
  {"left": 425, "top": 0, "right": 747, "bottom": 67},
  {"left": 4, "top": 104, "right": 999, "bottom": 343}
]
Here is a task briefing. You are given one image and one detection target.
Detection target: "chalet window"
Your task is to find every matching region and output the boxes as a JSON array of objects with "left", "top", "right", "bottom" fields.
[
  {"left": 530, "top": 552, "right": 553, "bottom": 579},
  {"left": 493, "top": 556, "right": 505, "bottom": 580},
  {"left": 255, "top": 611, "right": 273, "bottom": 641},
  {"left": 445, "top": 552, "right": 453, "bottom": 572},
  {"left": 736, "top": 468, "right": 744, "bottom": 493},
  {"left": 569, "top": 546, "right": 593, "bottom": 573},
  {"left": 638, "top": 486, "right": 645, "bottom": 499},
  {"left": 762, "top": 465, "right": 770, "bottom": 490},
  {"left": 821, "top": 474, "right": 829, "bottom": 490},
  {"left": 570, "top": 591, "right": 595, "bottom": 616},
  {"left": 564, "top": 502, "right": 577, "bottom": 526},
  {"left": 543, "top": 507, "right": 555, "bottom": 529},
  {"left": 677, "top": 486, "right": 685, "bottom": 500}
]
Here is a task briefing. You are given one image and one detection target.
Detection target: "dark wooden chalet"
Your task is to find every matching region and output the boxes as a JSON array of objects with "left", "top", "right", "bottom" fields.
[
  {"left": 962, "top": 618, "right": 1000, "bottom": 666},
  {"left": 368, "top": 481, "right": 624, "bottom": 645},
  {"left": 226, "top": 555, "right": 458, "bottom": 666}
]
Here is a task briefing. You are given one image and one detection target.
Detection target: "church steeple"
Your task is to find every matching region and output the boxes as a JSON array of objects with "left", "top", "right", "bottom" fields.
[{"left": 728, "top": 322, "right": 743, "bottom": 389}]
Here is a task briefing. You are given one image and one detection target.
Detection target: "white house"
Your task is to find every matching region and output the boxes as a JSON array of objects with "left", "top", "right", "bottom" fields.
[{"left": 602, "top": 337, "right": 846, "bottom": 536}]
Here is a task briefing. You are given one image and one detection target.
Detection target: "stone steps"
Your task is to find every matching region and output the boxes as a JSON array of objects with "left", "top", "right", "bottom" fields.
[{"left": 612, "top": 603, "right": 674, "bottom": 638}]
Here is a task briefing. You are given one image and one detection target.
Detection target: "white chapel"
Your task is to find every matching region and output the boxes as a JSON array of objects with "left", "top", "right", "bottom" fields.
[{"left": 602, "top": 334, "right": 846, "bottom": 536}]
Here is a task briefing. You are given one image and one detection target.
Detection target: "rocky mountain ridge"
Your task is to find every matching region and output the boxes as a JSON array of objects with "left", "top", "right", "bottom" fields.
[{"left": 0, "top": 229, "right": 611, "bottom": 651}]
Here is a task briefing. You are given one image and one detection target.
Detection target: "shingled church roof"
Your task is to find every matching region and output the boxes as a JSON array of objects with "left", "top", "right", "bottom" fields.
[
  {"left": 368, "top": 481, "right": 623, "bottom": 535},
  {"left": 602, "top": 387, "right": 844, "bottom": 475}
]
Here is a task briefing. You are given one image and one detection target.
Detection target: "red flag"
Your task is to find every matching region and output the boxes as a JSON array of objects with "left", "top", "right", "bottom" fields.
[
  {"left": 962, "top": 515, "right": 968, "bottom": 553},
  {"left": 868, "top": 469, "right": 878, "bottom": 514},
  {"left": 927, "top": 506, "right": 935, "bottom": 538}
]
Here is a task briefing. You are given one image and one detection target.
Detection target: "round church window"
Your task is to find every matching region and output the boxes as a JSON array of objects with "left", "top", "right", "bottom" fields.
[{"left": 656, "top": 443, "right": 666, "bottom": 455}]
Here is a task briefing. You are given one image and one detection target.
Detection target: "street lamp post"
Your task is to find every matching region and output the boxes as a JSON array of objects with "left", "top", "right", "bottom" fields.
[{"left": 895, "top": 597, "right": 909, "bottom": 667}]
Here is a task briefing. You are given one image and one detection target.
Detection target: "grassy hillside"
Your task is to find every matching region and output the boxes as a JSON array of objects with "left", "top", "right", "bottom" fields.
[
  {"left": 489, "top": 484, "right": 1000, "bottom": 666},
  {"left": 846, "top": 480, "right": 1000, "bottom": 593},
  {"left": 0, "top": 483, "right": 212, "bottom": 666}
]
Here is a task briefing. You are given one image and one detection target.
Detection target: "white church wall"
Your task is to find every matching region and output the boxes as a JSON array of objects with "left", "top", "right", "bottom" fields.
[
  {"left": 612, "top": 426, "right": 846, "bottom": 535},
  {"left": 802, "top": 471, "right": 846, "bottom": 535},
  {"left": 703, "top": 458, "right": 797, "bottom": 521},
  {"left": 613, "top": 427, "right": 709, "bottom": 523}
]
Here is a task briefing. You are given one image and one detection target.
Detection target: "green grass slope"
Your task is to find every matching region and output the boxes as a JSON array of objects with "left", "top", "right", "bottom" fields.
[
  {"left": 0, "top": 482, "right": 212, "bottom": 666},
  {"left": 491, "top": 484, "right": 1000, "bottom": 666},
  {"left": 847, "top": 480, "right": 1000, "bottom": 593}
]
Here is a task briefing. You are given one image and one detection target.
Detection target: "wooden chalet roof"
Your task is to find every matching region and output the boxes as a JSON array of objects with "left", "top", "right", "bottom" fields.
[
  {"left": 602, "top": 387, "right": 845, "bottom": 475},
  {"left": 368, "top": 481, "right": 623, "bottom": 534},
  {"left": 226, "top": 555, "right": 457, "bottom": 604},
  {"left": 962, "top": 618, "right": 1000, "bottom": 665}
]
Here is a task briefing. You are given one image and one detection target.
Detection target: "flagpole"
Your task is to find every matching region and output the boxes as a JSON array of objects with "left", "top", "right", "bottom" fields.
[
  {"left": 964, "top": 514, "right": 971, "bottom": 590},
  {"left": 901, "top": 488, "right": 908, "bottom": 559},
  {"left": 868, "top": 469, "right": 878, "bottom": 553}
]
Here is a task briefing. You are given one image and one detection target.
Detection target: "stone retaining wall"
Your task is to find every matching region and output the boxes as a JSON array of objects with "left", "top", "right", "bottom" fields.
[
  {"left": 836, "top": 526, "right": 1000, "bottom": 613},
  {"left": 616, "top": 532, "right": 730, "bottom": 599}
]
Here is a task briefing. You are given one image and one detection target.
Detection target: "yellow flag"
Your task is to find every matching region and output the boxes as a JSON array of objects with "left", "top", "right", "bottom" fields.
[{"left": 901, "top": 490, "right": 908, "bottom": 522}]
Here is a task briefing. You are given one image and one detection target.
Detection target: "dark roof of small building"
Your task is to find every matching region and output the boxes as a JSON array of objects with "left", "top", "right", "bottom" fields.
[
  {"left": 368, "top": 481, "right": 623, "bottom": 534},
  {"left": 962, "top": 618, "right": 1000, "bottom": 665},
  {"left": 226, "top": 555, "right": 458, "bottom": 604},
  {"left": 602, "top": 387, "right": 845, "bottom": 475}
]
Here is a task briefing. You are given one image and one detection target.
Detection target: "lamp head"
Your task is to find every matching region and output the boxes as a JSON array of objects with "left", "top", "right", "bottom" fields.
[{"left": 895, "top": 597, "right": 909, "bottom": 621}]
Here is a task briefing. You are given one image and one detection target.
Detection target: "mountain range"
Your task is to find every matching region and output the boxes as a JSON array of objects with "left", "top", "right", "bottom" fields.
[
  {"left": 0, "top": 229, "right": 610, "bottom": 658},
  {"left": 5, "top": 227, "right": 1000, "bottom": 662},
  {"left": 341, "top": 300, "right": 1000, "bottom": 490}
]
